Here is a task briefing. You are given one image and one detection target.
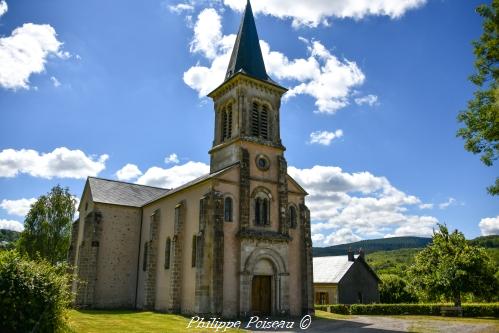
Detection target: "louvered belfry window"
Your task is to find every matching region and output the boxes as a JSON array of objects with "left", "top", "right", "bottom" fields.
[
  {"left": 221, "top": 104, "right": 233, "bottom": 142},
  {"left": 251, "top": 102, "right": 269, "bottom": 140}
]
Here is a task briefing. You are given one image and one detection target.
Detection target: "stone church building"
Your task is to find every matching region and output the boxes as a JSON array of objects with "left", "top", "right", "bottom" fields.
[{"left": 69, "top": 0, "right": 314, "bottom": 317}]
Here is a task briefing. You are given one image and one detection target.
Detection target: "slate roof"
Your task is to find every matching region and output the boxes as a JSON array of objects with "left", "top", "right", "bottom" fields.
[
  {"left": 225, "top": 0, "right": 274, "bottom": 85},
  {"left": 87, "top": 177, "right": 170, "bottom": 208},
  {"left": 143, "top": 162, "right": 240, "bottom": 206},
  {"left": 313, "top": 255, "right": 360, "bottom": 284}
]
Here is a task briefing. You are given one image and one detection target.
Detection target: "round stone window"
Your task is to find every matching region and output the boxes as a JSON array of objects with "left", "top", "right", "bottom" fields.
[{"left": 256, "top": 154, "right": 270, "bottom": 171}]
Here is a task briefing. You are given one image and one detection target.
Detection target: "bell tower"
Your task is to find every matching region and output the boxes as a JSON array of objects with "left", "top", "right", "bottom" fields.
[{"left": 208, "top": 0, "right": 287, "bottom": 173}]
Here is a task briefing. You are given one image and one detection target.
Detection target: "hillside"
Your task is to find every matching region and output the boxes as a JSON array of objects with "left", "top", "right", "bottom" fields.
[
  {"left": 313, "top": 235, "right": 499, "bottom": 278},
  {"left": 0, "top": 229, "right": 20, "bottom": 249},
  {"left": 312, "top": 236, "right": 432, "bottom": 257}
]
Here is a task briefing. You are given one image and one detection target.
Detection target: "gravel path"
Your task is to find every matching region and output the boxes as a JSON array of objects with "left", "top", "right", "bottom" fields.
[{"left": 245, "top": 315, "right": 498, "bottom": 333}]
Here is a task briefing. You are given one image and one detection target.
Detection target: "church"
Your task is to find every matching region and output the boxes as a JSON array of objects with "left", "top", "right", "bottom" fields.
[{"left": 69, "top": 0, "right": 314, "bottom": 318}]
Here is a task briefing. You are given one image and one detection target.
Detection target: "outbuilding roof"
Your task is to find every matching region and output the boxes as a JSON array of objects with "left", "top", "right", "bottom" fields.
[
  {"left": 87, "top": 177, "right": 169, "bottom": 208},
  {"left": 314, "top": 255, "right": 381, "bottom": 284},
  {"left": 313, "top": 255, "right": 359, "bottom": 284}
]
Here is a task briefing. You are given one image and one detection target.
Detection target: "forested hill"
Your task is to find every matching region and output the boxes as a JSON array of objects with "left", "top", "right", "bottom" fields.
[
  {"left": 313, "top": 236, "right": 433, "bottom": 257},
  {"left": 313, "top": 235, "right": 499, "bottom": 257},
  {"left": 0, "top": 229, "right": 20, "bottom": 243}
]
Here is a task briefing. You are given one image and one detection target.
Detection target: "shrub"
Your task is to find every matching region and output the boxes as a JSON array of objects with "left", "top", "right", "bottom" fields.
[
  {"left": 319, "top": 303, "right": 499, "bottom": 317},
  {"left": 328, "top": 304, "right": 350, "bottom": 315},
  {"left": 349, "top": 304, "right": 442, "bottom": 316},
  {"left": 462, "top": 304, "right": 499, "bottom": 317},
  {"left": 0, "top": 250, "right": 72, "bottom": 332},
  {"left": 379, "top": 274, "right": 418, "bottom": 303}
]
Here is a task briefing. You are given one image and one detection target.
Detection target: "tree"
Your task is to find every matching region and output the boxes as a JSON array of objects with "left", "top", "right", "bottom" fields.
[
  {"left": 379, "top": 274, "right": 418, "bottom": 304},
  {"left": 408, "top": 224, "right": 498, "bottom": 306},
  {"left": 17, "top": 185, "right": 76, "bottom": 264},
  {"left": 457, "top": 0, "right": 499, "bottom": 195}
]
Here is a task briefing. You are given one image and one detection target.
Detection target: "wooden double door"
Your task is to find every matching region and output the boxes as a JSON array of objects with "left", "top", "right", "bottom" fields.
[{"left": 251, "top": 275, "right": 272, "bottom": 315}]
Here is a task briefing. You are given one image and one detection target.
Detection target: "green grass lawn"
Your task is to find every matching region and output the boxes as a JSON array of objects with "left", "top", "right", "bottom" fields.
[
  {"left": 68, "top": 309, "right": 499, "bottom": 333},
  {"left": 67, "top": 310, "right": 246, "bottom": 333}
]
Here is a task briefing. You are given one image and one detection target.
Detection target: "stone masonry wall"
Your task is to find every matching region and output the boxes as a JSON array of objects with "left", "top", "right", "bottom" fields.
[
  {"left": 169, "top": 201, "right": 185, "bottom": 312},
  {"left": 195, "top": 191, "right": 224, "bottom": 315},
  {"left": 75, "top": 211, "right": 102, "bottom": 307},
  {"left": 277, "top": 156, "right": 289, "bottom": 236},
  {"left": 239, "top": 148, "right": 250, "bottom": 230},
  {"left": 299, "top": 204, "right": 314, "bottom": 315},
  {"left": 145, "top": 209, "right": 160, "bottom": 309}
]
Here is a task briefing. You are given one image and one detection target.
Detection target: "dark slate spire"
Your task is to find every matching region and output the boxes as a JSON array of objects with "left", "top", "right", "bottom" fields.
[{"left": 225, "top": 0, "right": 269, "bottom": 82}]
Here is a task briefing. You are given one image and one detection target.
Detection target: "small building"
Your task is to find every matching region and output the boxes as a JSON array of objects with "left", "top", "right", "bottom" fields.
[{"left": 313, "top": 251, "right": 380, "bottom": 305}]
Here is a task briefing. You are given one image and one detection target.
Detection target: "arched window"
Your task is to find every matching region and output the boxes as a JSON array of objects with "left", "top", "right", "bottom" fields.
[
  {"left": 164, "top": 237, "right": 171, "bottom": 269},
  {"left": 224, "top": 197, "right": 233, "bottom": 222},
  {"left": 289, "top": 206, "right": 297, "bottom": 229},
  {"left": 221, "top": 104, "right": 233, "bottom": 142},
  {"left": 251, "top": 102, "right": 270, "bottom": 140},
  {"left": 254, "top": 194, "right": 270, "bottom": 226}
]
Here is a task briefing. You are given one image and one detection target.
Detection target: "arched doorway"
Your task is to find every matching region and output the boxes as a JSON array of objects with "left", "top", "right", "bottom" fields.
[{"left": 240, "top": 247, "right": 289, "bottom": 317}]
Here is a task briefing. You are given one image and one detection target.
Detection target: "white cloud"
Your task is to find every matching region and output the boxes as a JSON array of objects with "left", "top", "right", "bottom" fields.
[
  {"left": 222, "top": 0, "right": 427, "bottom": 27},
  {"left": 0, "top": 1, "right": 7, "bottom": 18},
  {"left": 0, "top": 198, "right": 36, "bottom": 217},
  {"left": 355, "top": 94, "right": 379, "bottom": 106},
  {"left": 419, "top": 203, "right": 434, "bottom": 210},
  {"left": 0, "top": 23, "right": 68, "bottom": 90},
  {"left": 438, "top": 197, "right": 456, "bottom": 209},
  {"left": 311, "top": 233, "right": 325, "bottom": 243},
  {"left": 116, "top": 164, "right": 143, "bottom": 182},
  {"left": 183, "top": 9, "right": 368, "bottom": 113},
  {"left": 0, "top": 219, "right": 23, "bottom": 232},
  {"left": 50, "top": 76, "right": 61, "bottom": 87},
  {"left": 325, "top": 228, "right": 362, "bottom": 246},
  {"left": 169, "top": 2, "right": 195, "bottom": 14},
  {"left": 137, "top": 161, "right": 209, "bottom": 189},
  {"left": 479, "top": 216, "right": 499, "bottom": 236},
  {"left": 288, "top": 165, "right": 438, "bottom": 242},
  {"left": 190, "top": 8, "right": 222, "bottom": 59},
  {"left": 0, "top": 147, "right": 109, "bottom": 179},
  {"left": 309, "top": 129, "right": 343, "bottom": 146},
  {"left": 165, "top": 153, "right": 180, "bottom": 164}
]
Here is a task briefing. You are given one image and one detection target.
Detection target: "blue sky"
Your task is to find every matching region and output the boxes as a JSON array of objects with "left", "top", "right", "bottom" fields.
[{"left": 0, "top": 0, "right": 497, "bottom": 245}]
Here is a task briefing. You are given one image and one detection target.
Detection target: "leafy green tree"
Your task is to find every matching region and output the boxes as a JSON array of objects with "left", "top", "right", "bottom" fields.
[
  {"left": 17, "top": 185, "right": 76, "bottom": 264},
  {"left": 408, "top": 224, "right": 498, "bottom": 306},
  {"left": 457, "top": 0, "right": 499, "bottom": 195},
  {"left": 379, "top": 274, "right": 418, "bottom": 304}
]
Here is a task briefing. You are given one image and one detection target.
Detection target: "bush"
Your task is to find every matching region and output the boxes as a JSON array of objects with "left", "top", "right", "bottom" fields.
[
  {"left": 462, "top": 304, "right": 499, "bottom": 317},
  {"left": 315, "top": 303, "right": 499, "bottom": 317},
  {"left": 0, "top": 250, "right": 72, "bottom": 332},
  {"left": 350, "top": 304, "right": 442, "bottom": 316},
  {"left": 379, "top": 274, "right": 418, "bottom": 303}
]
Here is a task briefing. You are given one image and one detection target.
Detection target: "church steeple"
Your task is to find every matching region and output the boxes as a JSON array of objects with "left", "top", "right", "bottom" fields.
[
  {"left": 225, "top": 0, "right": 269, "bottom": 82},
  {"left": 208, "top": 0, "right": 287, "bottom": 174}
]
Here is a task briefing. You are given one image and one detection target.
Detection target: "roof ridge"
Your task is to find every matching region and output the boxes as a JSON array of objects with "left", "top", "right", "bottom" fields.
[{"left": 88, "top": 176, "right": 170, "bottom": 191}]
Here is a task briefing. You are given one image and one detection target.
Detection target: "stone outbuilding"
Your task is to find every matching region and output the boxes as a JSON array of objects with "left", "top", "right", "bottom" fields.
[
  {"left": 69, "top": 0, "right": 314, "bottom": 318},
  {"left": 313, "top": 252, "right": 380, "bottom": 305}
]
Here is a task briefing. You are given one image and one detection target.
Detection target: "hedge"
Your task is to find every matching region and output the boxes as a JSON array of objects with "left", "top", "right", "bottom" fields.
[
  {"left": 315, "top": 303, "right": 499, "bottom": 317},
  {"left": 0, "top": 250, "right": 72, "bottom": 332}
]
